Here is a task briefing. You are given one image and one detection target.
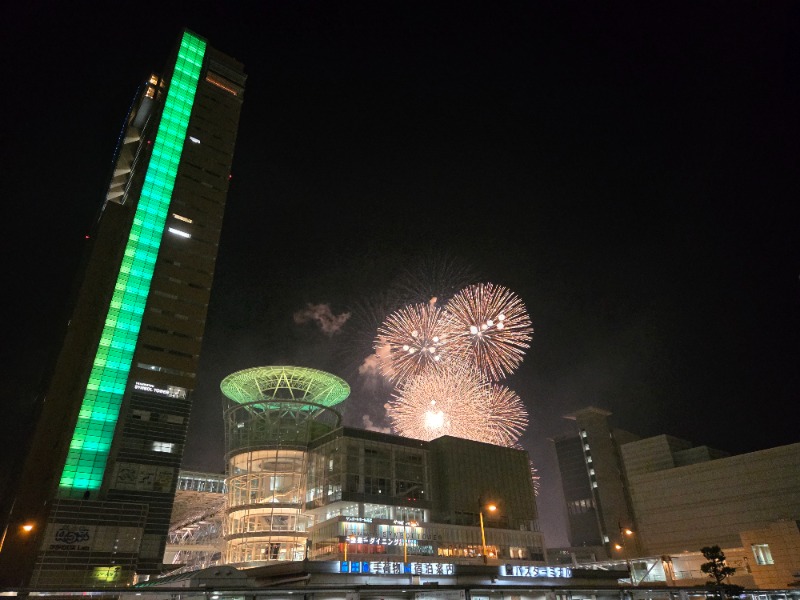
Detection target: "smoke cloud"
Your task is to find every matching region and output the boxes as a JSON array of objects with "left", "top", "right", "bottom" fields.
[
  {"left": 362, "top": 414, "right": 391, "bottom": 434},
  {"left": 293, "top": 303, "right": 351, "bottom": 336}
]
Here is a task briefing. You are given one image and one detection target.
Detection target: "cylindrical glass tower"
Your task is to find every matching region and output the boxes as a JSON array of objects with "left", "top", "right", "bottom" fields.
[{"left": 221, "top": 366, "right": 348, "bottom": 566}]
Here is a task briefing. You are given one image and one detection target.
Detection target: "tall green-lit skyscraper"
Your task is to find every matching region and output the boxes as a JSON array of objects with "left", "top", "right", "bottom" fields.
[{"left": 0, "top": 29, "right": 245, "bottom": 588}]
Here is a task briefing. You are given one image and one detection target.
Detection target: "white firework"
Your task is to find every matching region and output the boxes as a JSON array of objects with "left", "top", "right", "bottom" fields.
[
  {"left": 485, "top": 384, "right": 529, "bottom": 447},
  {"left": 375, "top": 302, "right": 451, "bottom": 383},
  {"left": 442, "top": 282, "right": 533, "bottom": 381},
  {"left": 386, "top": 365, "right": 493, "bottom": 442}
]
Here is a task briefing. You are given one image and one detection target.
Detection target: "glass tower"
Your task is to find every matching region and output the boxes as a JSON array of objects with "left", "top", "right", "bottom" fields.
[{"left": 0, "top": 29, "right": 245, "bottom": 588}]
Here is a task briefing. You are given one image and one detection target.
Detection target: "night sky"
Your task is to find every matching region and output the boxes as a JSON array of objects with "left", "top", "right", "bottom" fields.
[{"left": 3, "top": 2, "right": 799, "bottom": 546}]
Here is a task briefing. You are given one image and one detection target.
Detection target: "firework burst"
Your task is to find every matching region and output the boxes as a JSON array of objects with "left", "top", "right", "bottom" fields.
[
  {"left": 485, "top": 384, "right": 529, "bottom": 447},
  {"left": 442, "top": 282, "right": 533, "bottom": 381},
  {"left": 374, "top": 301, "right": 452, "bottom": 382},
  {"left": 386, "top": 367, "right": 530, "bottom": 447},
  {"left": 386, "top": 366, "right": 493, "bottom": 442},
  {"left": 388, "top": 252, "right": 481, "bottom": 306}
]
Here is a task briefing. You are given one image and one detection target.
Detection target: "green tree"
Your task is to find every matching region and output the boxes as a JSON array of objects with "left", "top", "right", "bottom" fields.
[{"left": 701, "top": 546, "right": 740, "bottom": 599}]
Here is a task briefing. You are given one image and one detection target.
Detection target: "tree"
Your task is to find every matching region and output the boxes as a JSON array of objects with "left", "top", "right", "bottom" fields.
[{"left": 701, "top": 546, "right": 741, "bottom": 599}]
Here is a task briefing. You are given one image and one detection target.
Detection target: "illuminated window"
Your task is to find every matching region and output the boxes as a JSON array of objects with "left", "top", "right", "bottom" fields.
[
  {"left": 752, "top": 544, "right": 774, "bottom": 565},
  {"left": 189, "top": 136, "right": 201, "bottom": 144},
  {"left": 592, "top": 481, "right": 598, "bottom": 488},
  {"left": 168, "top": 227, "right": 191, "bottom": 238},
  {"left": 173, "top": 213, "right": 193, "bottom": 223},
  {"left": 152, "top": 442, "right": 175, "bottom": 453}
]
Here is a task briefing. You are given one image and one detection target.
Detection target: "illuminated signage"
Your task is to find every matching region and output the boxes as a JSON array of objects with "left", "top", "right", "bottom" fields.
[
  {"left": 502, "top": 565, "right": 572, "bottom": 578},
  {"left": 345, "top": 536, "right": 417, "bottom": 546},
  {"left": 344, "top": 516, "right": 373, "bottom": 523},
  {"left": 134, "top": 381, "right": 187, "bottom": 398},
  {"left": 339, "top": 561, "right": 454, "bottom": 575},
  {"left": 93, "top": 565, "right": 122, "bottom": 582}
]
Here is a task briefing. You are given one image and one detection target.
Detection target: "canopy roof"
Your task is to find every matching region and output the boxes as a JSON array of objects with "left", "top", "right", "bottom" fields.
[{"left": 220, "top": 366, "right": 350, "bottom": 408}]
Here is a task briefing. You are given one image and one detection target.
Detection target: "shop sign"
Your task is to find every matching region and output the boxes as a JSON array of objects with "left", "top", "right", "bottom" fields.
[
  {"left": 345, "top": 535, "right": 417, "bottom": 546},
  {"left": 49, "top": 524, "right": 93, "bottom": 551},
  {"left": 502, "top": 565, "right": 572, "bottom": 578},
  {"left": 339, "top": 561, "right": 455, "bottom": 575}
]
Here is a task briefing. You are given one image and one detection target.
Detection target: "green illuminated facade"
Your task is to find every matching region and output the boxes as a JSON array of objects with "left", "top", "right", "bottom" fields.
[
  {"left": 60, "top": 31, "right": 207, "bottom": 496},
  {"left": 221, "top": 365, "right": 351, "bottom": 408},
  {"left": 0, "top": 30, "right": 245, "bottom": 588}
]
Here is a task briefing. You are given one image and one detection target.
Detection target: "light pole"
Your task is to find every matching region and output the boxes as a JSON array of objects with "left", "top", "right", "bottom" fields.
[
  {"left": 478, "top": 497, "right": 497, "bottom": 564},
  {"left": 615, "top": 523, "right": 636, "bottom": 584}
]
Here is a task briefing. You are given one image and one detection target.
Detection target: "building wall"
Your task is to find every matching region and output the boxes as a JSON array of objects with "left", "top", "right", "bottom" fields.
[
  {"left": 428, "top": 436, "right": 538, "bottom": 532},
  {"left": 556, "top": 407, "right": 639, "bottom": 555},
  {"left": 624, "top": 443, "right": 800, "bottom": 555},
  {"left": 740, "top": 519, "right": 800, "bottom": 589},
  {"left": 552, "top": 435, "right": 603, "bottom": 547}
]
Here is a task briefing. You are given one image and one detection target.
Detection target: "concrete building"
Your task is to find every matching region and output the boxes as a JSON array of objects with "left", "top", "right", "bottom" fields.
[
  {"left": 621, "top": 437, "right": 799, "bottom": 555},
  {"left": 0, "top": 29, "right": 245, "bottom": 588},
  {"left": 550, "top": 407, "right": 640, "bottom": 555},
  {"left": 551, "top": 407, "right": 800, "bottom": 589}
]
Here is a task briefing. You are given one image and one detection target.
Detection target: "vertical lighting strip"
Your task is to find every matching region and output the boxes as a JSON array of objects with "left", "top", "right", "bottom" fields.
[{"left": 58, "top": 31, "right": 206, "bottom": 496}]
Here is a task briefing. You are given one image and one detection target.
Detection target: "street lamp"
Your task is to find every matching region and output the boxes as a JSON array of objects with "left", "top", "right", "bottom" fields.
[
  {"left": 479, "top": 497, "right": 497, "bottom": 564},
  {"left": 615, "top": 523, "right": 636, "bottom": 584}
]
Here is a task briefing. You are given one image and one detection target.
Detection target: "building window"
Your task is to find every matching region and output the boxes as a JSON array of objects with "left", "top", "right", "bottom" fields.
[
  {"left": 752, "top": 544, "right": 774, "bottom": 565},
  {"left": 152, "top": 441, "right": 175, "bottom": 453}
]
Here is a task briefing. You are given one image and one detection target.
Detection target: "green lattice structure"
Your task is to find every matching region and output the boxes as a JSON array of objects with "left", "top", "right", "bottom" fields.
[
  {"left": 221, "top": 366, "right": 350, "bottom": 409},
  {"left": 58, "top": 31, "right": 207, "bottom": 496}
]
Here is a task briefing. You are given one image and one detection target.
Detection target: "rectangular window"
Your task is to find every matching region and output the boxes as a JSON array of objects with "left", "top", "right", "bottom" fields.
[
  {"left": 752, "top": 544, "right": 774, "bottom": 565},
  {"left": 152, "top": 441, "right": 175, "bottom": 453}
]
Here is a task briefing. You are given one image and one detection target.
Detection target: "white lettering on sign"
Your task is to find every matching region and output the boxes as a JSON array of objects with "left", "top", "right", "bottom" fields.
[
  {"left": 134, "top": 381, "right": 187, "bottom": 398},
  {"left": 346, "top": 535, "right": 416, "bottom": 546},
  {"left": 338, "top": 561, "right": 455, "bottom": 575},
  {"left": 344, "top": 516, "right": 373, "bottom": 523},
  {"left": 502, "top": 565, "right": 573, "bottom": 578}
]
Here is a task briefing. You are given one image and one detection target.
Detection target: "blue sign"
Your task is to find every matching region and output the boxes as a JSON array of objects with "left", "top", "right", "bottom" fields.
[{"left": 340, "top": 561, "right": 370, "bottom": 573}]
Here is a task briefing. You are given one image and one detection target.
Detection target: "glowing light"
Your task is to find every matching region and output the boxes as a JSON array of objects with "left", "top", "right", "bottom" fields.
[
  {"left": 375, "top": 302, "right": 451, "bottom": 382},
  {"left": 443, "top": 283, "right": 533, "bottom": 381},
  {"left": 22, "top": 524, "right": 34, "bottom": 533},
  {"left": 168, "top": 227, "right": 191, "bottom": 238},
  {"left": 220, "top": 366, "right": 350, "bottom": 409},
  {"left": 484, "top": 384, "right": 529, "bottom": 447},
  {"left": 386, "top": 365, "right": 491, "bottom": 441},
  {"left": 531, "top": 461, "right": 541, "bottom": 495},
  {"left": 386, "top": 366, "right": 527, "bottom": 446},
  {"left": 58, "top": 31, "right": 207, "bottom": 496}
]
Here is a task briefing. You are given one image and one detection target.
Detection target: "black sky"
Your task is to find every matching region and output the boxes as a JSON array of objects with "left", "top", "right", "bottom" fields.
[{"left": 2, "top": 1, "right": 799, "bottom": 546}]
